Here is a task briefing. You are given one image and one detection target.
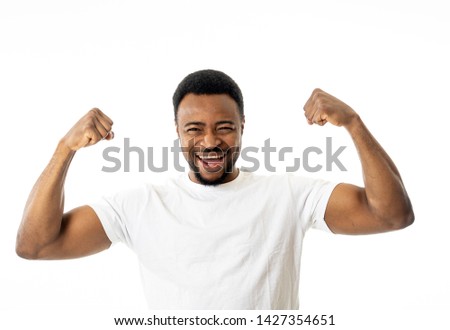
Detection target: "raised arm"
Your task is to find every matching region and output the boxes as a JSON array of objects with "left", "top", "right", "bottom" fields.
[
  {"left": 16, "top": 108, "right": 114, "bottom": 259},
  {"left": 303, "top": 89, "right": 414, "bottom": 234}
]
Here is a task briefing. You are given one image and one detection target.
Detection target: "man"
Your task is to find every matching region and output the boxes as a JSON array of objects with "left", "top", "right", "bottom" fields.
[{"left": 16, "top": 69, "right": 414, "bottom": 309}]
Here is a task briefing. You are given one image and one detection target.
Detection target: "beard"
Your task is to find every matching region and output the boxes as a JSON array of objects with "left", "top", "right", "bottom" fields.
[{"left": 187, "top": 146, "right": 239, "bottom": 186}]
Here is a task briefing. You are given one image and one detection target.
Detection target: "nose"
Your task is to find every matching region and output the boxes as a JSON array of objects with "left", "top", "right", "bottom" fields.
[{"left": 201, "top": 130, "right": 221, "bottom": 149}]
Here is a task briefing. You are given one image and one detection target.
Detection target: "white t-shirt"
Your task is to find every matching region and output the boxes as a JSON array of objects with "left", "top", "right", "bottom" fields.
[{"left": 90, "top": 171, "right": 338, "bottom": 309}]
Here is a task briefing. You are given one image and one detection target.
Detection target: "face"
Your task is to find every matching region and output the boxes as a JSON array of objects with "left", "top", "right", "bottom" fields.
[{"left": 176, "top": 93, "right": 244, "bottom": 186}]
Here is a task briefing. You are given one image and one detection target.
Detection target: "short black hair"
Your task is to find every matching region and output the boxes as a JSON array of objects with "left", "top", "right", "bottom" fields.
[{"left": 172, "top": 69, "right": 244, "bottom": 121}]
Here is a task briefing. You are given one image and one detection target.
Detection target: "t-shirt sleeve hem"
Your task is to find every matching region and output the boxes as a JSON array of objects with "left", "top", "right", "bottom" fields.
[
  {"left": 88, "top": 202, "right": 120, "bottom": 244},
  {"left": 312, "top": 181, "right": 340, "bottom": 233}
]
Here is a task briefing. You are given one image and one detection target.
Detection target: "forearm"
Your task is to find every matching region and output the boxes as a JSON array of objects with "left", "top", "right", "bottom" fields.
[
  {"left": 345, "top": 116, "right": 414, "bottom": 226},
  {"left": 16, "top": 141, "right": 76, "bottom": 258}
]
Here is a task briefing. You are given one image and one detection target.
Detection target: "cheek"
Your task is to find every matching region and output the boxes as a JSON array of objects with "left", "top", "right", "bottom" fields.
[
  {"left": 179, "top": 134, "right": 192, "bottom": 146},
  {"left": 225, "top": 133, "right": 241, "bottom": 147},
  {"left": 181, "top": 133, "right": 200, "bottom": 145},
  {"left": 179, "top": 136, "right": 197, "bottom": 158}
]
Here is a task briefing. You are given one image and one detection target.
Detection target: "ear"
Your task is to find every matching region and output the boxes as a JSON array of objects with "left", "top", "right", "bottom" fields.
[
  {"left": 240, "top": 115, "right": 245, "bottom": 135},
  {"left": 175, "top": 121, "right": 179, "bottom": 137}
]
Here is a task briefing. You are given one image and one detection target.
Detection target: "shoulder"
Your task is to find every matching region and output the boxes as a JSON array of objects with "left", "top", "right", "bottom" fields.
[
  {"left": 241, "top": 170, "right": 326, "bottom": 187},
  {"left": 98, "top": 176, "right": 175, "bottom": 204},
  {"left": 237, "top": 170, "right": 328, "bottom": 193}
]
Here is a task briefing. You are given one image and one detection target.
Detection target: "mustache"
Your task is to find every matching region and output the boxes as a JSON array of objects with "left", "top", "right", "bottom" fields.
[
  {"left": 188, "top": 146, "right": 233, "bottom": 155},
  {"left": 198, "top": 147, "right": 226, "bottom": 154}
]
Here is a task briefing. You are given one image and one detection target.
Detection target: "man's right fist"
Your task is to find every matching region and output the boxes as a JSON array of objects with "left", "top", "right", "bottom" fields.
[{"left": 61, "top": 108, "right": 114, "bottom": 151}]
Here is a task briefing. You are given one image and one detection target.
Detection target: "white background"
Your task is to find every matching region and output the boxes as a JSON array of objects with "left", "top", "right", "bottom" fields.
[{"left": 1, "top": 0, "right": 449, "bottom": 329}]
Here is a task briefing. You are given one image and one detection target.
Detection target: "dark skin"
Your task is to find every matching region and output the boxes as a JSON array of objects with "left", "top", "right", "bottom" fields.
[
  {"left": 15, "top": 90, "right": 414, "bottom": 260},
  {"left": 176, "top": 93, "right": 244, "bottom": 186},
  {"left": 303, "top": 89, "right": 414, "bottom": 233}
]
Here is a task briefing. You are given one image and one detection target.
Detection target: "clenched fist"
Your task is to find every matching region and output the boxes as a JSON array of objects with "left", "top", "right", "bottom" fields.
[
  {"left": 61, "top": 108, "right": 114, "bottom": 151},
  {"left": 303, "top": 89, "right": 358, "bottom": 128}
]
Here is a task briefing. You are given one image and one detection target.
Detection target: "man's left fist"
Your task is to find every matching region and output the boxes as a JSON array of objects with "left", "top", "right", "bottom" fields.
[{"left": 303, "top": 88, "right": 358, "bottom": 127}]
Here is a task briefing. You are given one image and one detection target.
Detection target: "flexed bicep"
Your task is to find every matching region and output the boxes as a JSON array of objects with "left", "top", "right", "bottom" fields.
[{"left": 30, "top": 206, "right": 111, "bottom": 260}]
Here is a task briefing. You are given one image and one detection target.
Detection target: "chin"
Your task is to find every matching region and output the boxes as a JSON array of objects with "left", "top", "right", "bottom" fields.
[{"left": 194, "top": 170, "right": 230, "bottom": 186}]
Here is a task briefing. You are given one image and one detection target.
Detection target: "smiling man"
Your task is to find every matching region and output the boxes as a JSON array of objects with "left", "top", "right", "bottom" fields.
[
  {"left": 16, "top": 69, "right": 414, "bottom": 309},
  {"left": 175, "top": 94, "right": 243, "bottom": 186},
  {"left": 172, "top": 71, "right": 245, "bottom": 187}
]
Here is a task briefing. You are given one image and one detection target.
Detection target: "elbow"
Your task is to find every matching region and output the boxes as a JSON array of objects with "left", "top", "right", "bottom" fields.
[
  {"left": 402, "top": 207, "right": 415, "bottom": 228},
  {"left": 375, "top": 193, "right": 415, "bottom": 231},
  {"left": 398, "top": 197, "right": 415, "bottom": 229},
  {"left": 16, "top": 244, "right": 39, "bottom": 260},
  {"left": 386, "top": 205, "right": 415, "bottom": 231},
  {"left": 15, "top": 234, "right": 41, "bottom": 260}
]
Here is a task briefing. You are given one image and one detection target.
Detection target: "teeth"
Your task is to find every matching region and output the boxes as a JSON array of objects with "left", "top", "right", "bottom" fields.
[{"left": 198, "top": 154, "right": 223, "bottom": 160}]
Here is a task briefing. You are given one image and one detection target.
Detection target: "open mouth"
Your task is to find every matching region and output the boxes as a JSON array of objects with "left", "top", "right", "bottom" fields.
[{"left": 195, "top": 151, "right": 227, "bottom": 171}]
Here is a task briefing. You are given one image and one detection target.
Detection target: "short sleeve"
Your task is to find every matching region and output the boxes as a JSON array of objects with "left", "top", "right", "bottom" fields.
[
  {"left": 290, "top": 175, "right": 339, "bottom": 233},
  {"left": 309, "top": 180, "right": 338, "bottom": 232},
  {"left": 89, "top": 196, "right": 128, "bottom": 244},
  {"left": 88, "top": 185, "right": 147, "bottom": 246}
]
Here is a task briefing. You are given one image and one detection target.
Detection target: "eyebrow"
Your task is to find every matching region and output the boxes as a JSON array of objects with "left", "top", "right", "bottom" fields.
[
  {"left": 216, "top": 120, "right": 236, "bottom": 126},
  {"left": 184, "top": 121, "right": 205, "bottom": 127},
  {"left": 184, "top": 120, "right": 236, "bottom": 127}
]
